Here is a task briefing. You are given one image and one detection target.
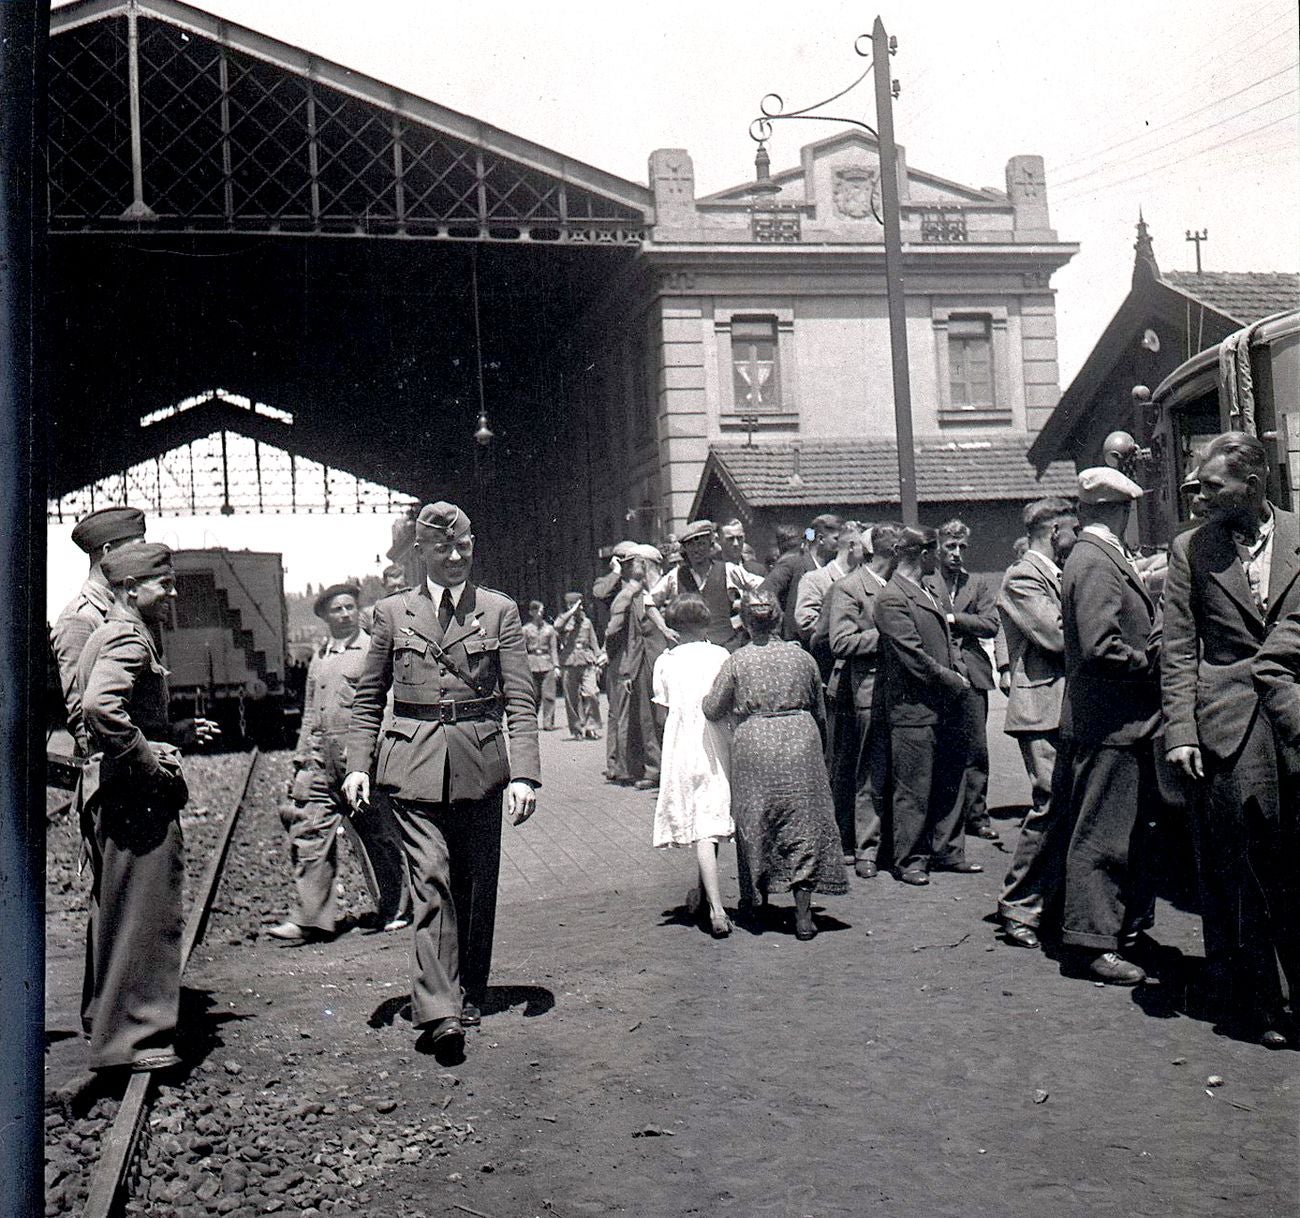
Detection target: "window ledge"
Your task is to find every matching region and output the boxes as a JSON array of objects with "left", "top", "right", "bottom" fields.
[
  {"left": 720, "top": 412, "right": 799, "bottom": 429},
  {"left": 938, "top": 409, "right": 1012, "bottom": 426}
]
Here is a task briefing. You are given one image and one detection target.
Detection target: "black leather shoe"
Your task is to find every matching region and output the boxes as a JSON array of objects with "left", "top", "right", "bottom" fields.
[
  {"left": 1001, "top": 922, "right": 1040, "bottom": 949},
  {"left": 971, "top": 824, "right": 1000, "bottom": 841},
  {"left": 415, "top": 1017, "right": 465, "bottom": 1061},
  {"left": 633, "top": 778, "right": 659, "bottom": 790},
  {"left": 932, "top": 861, "right": 983, "bottom": 874},
  {"left": 897, "top": 868, "right": 930, "bottom": 886},
  {"left": 1261, "top": 1028, "right": 1289, "bottom": 1049},
  {"left": 460, "top": 1002, "right": 481, "bottom": 1027},
  {"left": 854, "top": 859, "right": 878, "bottom": 879}
]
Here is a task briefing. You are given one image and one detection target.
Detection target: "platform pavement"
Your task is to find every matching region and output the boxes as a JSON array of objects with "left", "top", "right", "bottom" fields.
[{"left": 499, "top": 691, "right": 1032, "bottom": 906}]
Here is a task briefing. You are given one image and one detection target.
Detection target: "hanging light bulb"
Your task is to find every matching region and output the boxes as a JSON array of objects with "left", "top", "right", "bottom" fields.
[{"left": 473, "top": 411, "right": 494, "bottom": 446}]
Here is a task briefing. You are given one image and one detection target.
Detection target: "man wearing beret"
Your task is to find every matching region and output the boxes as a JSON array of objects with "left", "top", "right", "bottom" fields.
[
  {"left": 1056, "top": 467, "right": 1161, "bottom": 985},
  {"left": 344, "top": 502, "right": 539, "bottom": 1060},
  {"left": 52, "top": 505, "right": 148, "bottom": 755},
  {"left": 1164, "top": 432, "right": 1300, "bottom": 1045},
  {"left": 270, "top": 583, "right": 409, "bottom": 943},
  {"left": 78, "top": 543, "right": 215, "bottom": 1071}
]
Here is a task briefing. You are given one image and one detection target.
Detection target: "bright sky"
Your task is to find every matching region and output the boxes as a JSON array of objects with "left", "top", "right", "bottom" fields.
[{"left": 45, "top": 0, "right": 1300, "bottom": 608}]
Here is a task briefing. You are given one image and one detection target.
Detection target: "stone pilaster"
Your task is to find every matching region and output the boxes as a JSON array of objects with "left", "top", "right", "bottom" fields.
[
  {"left": 648, "top": 149, "right": 699, "bottom": 238},
  {"left": 1019, "top": 295, "right": 1061, "bottom": 435},
  {"left": 651, "top": 292, "right": 709, "bottom": 533}
]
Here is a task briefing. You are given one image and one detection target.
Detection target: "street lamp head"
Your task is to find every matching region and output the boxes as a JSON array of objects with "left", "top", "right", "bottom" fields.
[{"left": 473, "top": 411, "right": 494, "bottom": 446}]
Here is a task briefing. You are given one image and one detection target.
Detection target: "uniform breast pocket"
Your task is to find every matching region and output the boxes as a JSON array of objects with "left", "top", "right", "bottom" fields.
[
  {"left": 392, "top": 641, "right": 430, "bottom": 685},
  {"left": 463, "top": 635, "right": 500, "bottom": 677}
]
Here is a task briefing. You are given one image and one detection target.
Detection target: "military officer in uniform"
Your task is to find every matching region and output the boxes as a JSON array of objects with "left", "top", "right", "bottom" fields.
[
  {"left": 270, "top": 582, "right": 410, "bottom": 942},
  {"left": 52, "top": 505, "right": 148, "bottom": 755},
  {"left": 79, "top": 543, "right": 215, "bottom": 1071},
  {"left": 344, "top": 502, "right": 539, "bottom": 1060}
]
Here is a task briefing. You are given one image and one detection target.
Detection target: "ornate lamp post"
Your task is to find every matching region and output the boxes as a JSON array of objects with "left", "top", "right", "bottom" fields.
[{"left": 749, "top": 17, "right": 918, "bottom": 524}]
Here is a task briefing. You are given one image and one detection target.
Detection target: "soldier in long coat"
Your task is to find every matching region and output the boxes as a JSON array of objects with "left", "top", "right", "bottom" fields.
[
  {"left": 994, "top": 497, "right": 1077, "bottom": 948},
  {"left": 1163, "top": 433, "right": 1300, "bottom": 1045},
  {"left": 79, "top": 543, "right": 214, "bottom": 1072},
  {"left": 344, "top": 502, "right": 539, "bottom": 1060}
]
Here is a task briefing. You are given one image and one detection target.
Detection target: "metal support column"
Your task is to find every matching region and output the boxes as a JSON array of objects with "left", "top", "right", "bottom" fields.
[
  {"left": 119, "top": 0, "right": 157, "bottom": 221},
  {"left": 872, "top": 17, "right": 917, "bottom": 525},
  {"left": 0, "top": 5, "right": 50, "bottom": 1214}
]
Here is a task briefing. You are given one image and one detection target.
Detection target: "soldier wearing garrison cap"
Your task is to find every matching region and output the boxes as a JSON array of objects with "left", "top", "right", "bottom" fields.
[
  {"left": 52, "top": 505, "right": 148, "bottom": 755},
  {"left": 344, "top": 500, "right": 539, "bottom": 1061},
  {"left": 1055, "top": 466, "right": 1161, "bottom": 987},
  {"left": 77, "top": 543, "right": 216, "bottom": 1072},
  {"left": 269, "top": 581, "right": 410, "bottom": 944}
]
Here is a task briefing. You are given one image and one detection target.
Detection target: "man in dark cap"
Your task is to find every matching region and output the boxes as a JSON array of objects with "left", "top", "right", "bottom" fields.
[
  {"left": 344, "top": 501, "right": 540, "bottom": 1061},
  {"left": 1057, "top": 467, "right": 1160, "bottom": 986},
  {"left": 651, "top": 519, "right": 762, "bottom": 651},
  {"left": 270, "top": 582, "right": 410, "bottom": 943},
  {"left": 52, "top": 505, "right": 147, "bottom": 754},
  {"left": 77, "top": 543, "right": 215, "bottom": 1072}
]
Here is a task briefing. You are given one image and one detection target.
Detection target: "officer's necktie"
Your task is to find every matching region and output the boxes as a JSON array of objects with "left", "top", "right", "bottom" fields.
[{"left": 439, "top": 588, "right": 455, "bottom": 632}]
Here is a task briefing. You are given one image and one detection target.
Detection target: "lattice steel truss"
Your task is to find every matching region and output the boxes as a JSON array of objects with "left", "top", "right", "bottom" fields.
[
  {"left": 49, "top": 3, "right": 649, "bottom": 243},
  {"left": 48, "top": 428, "right": 413, "bottom": 520}
]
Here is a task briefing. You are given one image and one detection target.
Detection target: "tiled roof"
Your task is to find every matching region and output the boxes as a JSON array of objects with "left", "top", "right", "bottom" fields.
[
  {"left": 1162, "top": 271, "right": 1300, "bottom": 324},
  {"left": 704, "top": 437, "right": 1078, "bottom": 509}
]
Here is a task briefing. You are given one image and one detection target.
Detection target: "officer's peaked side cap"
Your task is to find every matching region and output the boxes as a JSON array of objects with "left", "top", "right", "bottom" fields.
[
  {"left": 416, "top": 501, "right": 472, "bottom": 541},
  {"left": 101, "top": 542, "right": 173, "bottom": 586},
  {"left": 313, "top": 582, "right": 361, "bottom": 618},
  {"left": 71, "top": 505, "right": 146, "bottom": 553}
]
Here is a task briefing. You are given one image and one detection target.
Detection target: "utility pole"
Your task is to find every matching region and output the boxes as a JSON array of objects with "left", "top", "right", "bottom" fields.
[
  {"left": 872, "top": 17, "right": 918, "bottom": 526},
  {"left": 0, "top": 4, "right": 50, "bottom": 1214},
  {"left": 1185, "top": 228, "right": 1208, "bottom": 274}
]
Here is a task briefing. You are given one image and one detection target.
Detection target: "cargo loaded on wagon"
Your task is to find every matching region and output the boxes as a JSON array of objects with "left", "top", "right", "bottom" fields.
[{"left": 160, "top": 548, "right": 303, "bottom": 747}]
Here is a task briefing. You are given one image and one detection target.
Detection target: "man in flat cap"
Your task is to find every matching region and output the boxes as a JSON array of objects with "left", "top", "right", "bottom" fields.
[
  {"left": 651, "top": 519, "right": 763, "bottom": 651},
  {"left": 52, "top": 505, "right": 147, "bottom": 755},
  {"left": 77, "top": 543, "right": 214, "bottom": 1072},
  {"left": 270, "top": 582, "right": 409, "bottom": 943},
  {"left": 1164, "top": 432, "right": 1300, "bottom": 1045},
  {"left": 344, "top": 501, "right": 539, "bottom": 1060},
  {"left": 593, "top": 541, "right": 639, "bottom": 778},
  {"left": 1056, "top": 467, "right": 1160, "bottom": 985}
]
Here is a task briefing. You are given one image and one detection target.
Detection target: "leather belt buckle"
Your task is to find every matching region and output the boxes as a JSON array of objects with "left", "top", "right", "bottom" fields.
[{"left": 438, "top": 700, "right": 458, "bottom": 725}]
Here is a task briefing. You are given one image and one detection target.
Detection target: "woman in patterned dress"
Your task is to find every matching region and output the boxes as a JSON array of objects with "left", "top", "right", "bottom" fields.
[{"left": 703, "top": 590, "right": 848, "bottom": 940}]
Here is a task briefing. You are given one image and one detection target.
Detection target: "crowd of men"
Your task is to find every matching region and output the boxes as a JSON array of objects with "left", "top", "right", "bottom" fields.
[{"left": 49, "top": 429, "right": 1300, "bottom": 1071}]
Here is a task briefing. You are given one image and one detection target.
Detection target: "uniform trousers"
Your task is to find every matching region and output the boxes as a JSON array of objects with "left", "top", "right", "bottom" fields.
[
  {"left": 1060, "top": 741, "right": 1158, "bottom": 951},
  {"left": 826, "top": 690, "right": 884, "bottom": 862},
  {"left": 562, "top": 664, "right": 602, "bottom": 736},
  {"left": 280, "top": 766, "right": 408, "bottom": 930},
  {"left": 389, "top": 794, "right": 502, "bottom": 1026},
  {"left": 84, "top": 789, "right": 184, "bottom": 1070},
  {"left": 998, "top": 731, "right": 1068, "bottom": 928},
  {"left": 1192, "top": 715, "right": 1300, "bottom": 1026},
  {"left": 613, "top": 670, "right": 661, "bottom": 783},
  {"left": 956, "top": 687, "right": 992, "bottom": 832},
  {"left": 605, "top": 660, "right": 626, "bottom": 777},
  {"left": 888, "top": 717, "right": 966, "bottom": 874},
  {"left": 530, "top": 669, "right": 558, "bottom": 729}
]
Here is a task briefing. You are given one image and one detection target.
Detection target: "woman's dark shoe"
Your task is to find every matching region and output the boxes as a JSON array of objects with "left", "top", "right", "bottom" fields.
[{"left": 794, "top": 920, "right": 817, "bottom": 941}]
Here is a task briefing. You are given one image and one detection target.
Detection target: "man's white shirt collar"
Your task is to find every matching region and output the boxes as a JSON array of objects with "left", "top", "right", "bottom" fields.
[
  {"left": 427, "top": 577, "right": 467, "bottom": 607},
  {"left": 1025, "top": 548, "right": 1061, "bottom": 579}
]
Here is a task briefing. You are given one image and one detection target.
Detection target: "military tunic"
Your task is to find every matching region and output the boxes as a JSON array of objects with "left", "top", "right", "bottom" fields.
[
  {"left": 346, "top": 583, "right": 540, "bottom": 1025},
  {"left": 78, "top": 606, "right": 186, "bottom": 1070},
  {"left": 282, "top": 629, "right": 408, "bottom": 931},
  {"left": 52, "top": 572, "right": 115, "bottom": 754}
]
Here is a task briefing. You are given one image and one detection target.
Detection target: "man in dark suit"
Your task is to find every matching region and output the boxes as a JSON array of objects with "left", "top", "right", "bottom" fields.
[
  {"left": 824, "top": 523, "right": 900, "bottom": 878},
  {"left": 1058, "top": 468, "right": 1160, "bottom": 985},
  {"left": 344, "top": 502, "right": 540, "bottom": 1060},
  {"left": 935, "top": 519, "right": 1001, "bottom": 842},
  {"left": 762, "top": 515, "right": 840, "bottom": 640},
  {"left": 994, "top": 497, "right": 1077, "bottom": 948},
  {"left": 1164, "top": 432, "right": 1300, "bottom": 1045},
  {"left": 874, "top": 526, "right": 977, "bottom": 885}
]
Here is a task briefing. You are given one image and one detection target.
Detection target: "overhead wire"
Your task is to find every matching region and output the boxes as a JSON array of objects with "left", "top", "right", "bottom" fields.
[
  {"left": 1052, "top": 86, "right": 1299, "bottom": 191},
  {"left": 1052, "top": 61, "right": 1299, "bottom": 175},
  {"left": 1054, "top": 110, "right": 1297, "bottom": 205}
]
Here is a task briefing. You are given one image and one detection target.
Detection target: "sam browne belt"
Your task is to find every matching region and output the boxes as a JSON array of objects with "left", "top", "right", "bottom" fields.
[{"left": 393, "top": 697, "right": 500, "bottom": 724}]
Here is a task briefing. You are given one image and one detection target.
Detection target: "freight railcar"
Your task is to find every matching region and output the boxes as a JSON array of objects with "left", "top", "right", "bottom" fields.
[{"left": 160, "top": 548, "right": 301, "bottom": 747}]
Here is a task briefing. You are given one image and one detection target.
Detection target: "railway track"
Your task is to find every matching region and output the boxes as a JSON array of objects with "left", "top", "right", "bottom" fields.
[{"left": 80, "top": 748, "right": 261, "bottom": 1218}]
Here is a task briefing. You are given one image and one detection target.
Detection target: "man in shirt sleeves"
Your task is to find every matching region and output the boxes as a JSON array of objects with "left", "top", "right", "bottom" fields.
[{"left": 343, "top": 501, "right": 539, "bottom": 1060}]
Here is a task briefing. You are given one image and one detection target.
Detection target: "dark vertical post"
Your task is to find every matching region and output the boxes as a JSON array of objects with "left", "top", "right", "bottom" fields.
[
  {"left": 0, "top": 4, "right": 50, "bottom": 1214},
  {"left": 872, "top": 16, "right": 918, "bottom": 525}
]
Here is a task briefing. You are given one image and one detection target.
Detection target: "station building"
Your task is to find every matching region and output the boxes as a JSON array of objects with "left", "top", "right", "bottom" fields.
[{"left": 48, "top": 0, "right": 1080, "bottom": 599}]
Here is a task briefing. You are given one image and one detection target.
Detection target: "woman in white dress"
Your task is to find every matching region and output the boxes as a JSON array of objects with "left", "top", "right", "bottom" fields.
[{"left": 651, "top": 594, "right": 735, "bottom": 937}]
